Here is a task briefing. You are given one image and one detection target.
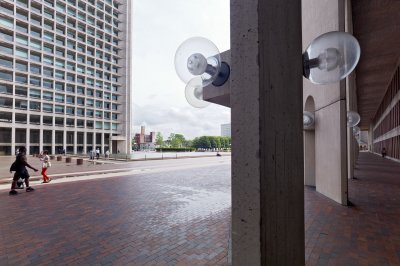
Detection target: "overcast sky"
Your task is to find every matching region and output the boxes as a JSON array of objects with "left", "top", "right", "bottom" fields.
[{"left": 132, "top": 0, "right": 230, "bottom": 140}]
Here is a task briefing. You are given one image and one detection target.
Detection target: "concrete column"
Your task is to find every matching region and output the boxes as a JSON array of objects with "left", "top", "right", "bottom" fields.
[
  {"left": 63, "top": 130, "right": 67, "bottom": 154},
  {"left": 39, "top": 129, "right": 43, "bottom": 154},
  {"left": 231, "top": 0, "right": 304, "bottom": 264},
  {"left": 83, "top": 130, "right": 87, "bottom": 154},
  {"left": 26, "top": 128, "right": 30, "bottom": 155},
  {"left": 73, "top": 131, "right": 77, "bottom": 154},
  {"left": 51, "top": 129, "right": 56, "bottom": 155},
  {"left": 101, "top": 133, "right": 105, "bottom": 155},
  {"left": 11, "top": 127, "right": 16, "bottom": 156}
]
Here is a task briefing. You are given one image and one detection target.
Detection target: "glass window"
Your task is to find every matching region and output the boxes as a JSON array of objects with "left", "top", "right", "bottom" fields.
[
  {"left": 30, "top": 65, "right": 41, "bottom": 74},
  {"left": 66, "top": 107, "right": 75, "bottom": 115},
  {"left": 30, "top": 40, "right": 41, "bottom": 50},
  {"left": 66, "top": 96, "right": 75, "bottom": 104},
  {"left": 43, "top": 103, "right": 53, "bottom": 112},
  {"left": 15, "top": 99, "right": 28, "bottom": 110},
  {"left": 30, "top": 53, "right": 41, "bottom": 62},
  {"left": 0, "top": 17, "right": 13, "bottom": 28},
  {"left": 43, "top": 91, "right": 53, "bottom": 101},
  {"left": 15, "top": 74, "right": 28, "bottom": 84},
  {"left": 15, "top": 86, "right": 27, "bottom": 96},
  {"left": 0, "top": 83, "right": 13, "bottom": 94},
  {"left": 29, "top": 101, "right": 41, "bottom": 111},
  {"left": 43, "top": 56, "right": 53, "bottom": 65},
  {"left": 55, "top": 105, "right": 64, "bottom": 113},
  {"left": 43, "top": 68, "right": 53, "bottom": 77},
  {"left": 29, "top": 89, "right": 41, "bottom": 98},
  {"left": 55, "top": 83, "right": 64, "bottom": 91},
  {"left": 0, "top": 70, "right": 12, "bottom": 81},
  {"left": 96, "top": 121, "right": 102, "bottom": 129},
  {"left": 16, "top": 35, "right": 28, "bottom": 46},
  {"left": 30, "top": 77, "right": 41, "bottom": 86},
  {"left": 0, "top": 57, "right": 13, "bottom": 68},
  {"left": 44, "top": 32, "right": 54, "bottom": 42},
  {"left": 16, "top": 48, "right": 28, "bottom": 58},
  {"left": 43, "top": 79, "right": 53, "bottom": 89},
  {"left": 77, "top": 108, "right": 84, "bottom": 116}
]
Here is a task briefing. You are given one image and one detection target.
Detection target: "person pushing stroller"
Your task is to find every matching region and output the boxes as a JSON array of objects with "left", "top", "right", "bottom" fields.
[{"left": 9, "top": 146, "right": 38, "bottom": 195}]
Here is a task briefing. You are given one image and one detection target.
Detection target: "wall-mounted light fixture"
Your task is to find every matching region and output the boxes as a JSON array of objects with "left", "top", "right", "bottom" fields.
[
  {"left": 174, "top": 37, "right": 230, "bottom": 108},
  {"left": 175, "top": 31, "right": 360, "bottom": 108},
  {"left": 352, "top": 126, "right": 360, "bottom": 136},
  {"left": 303, "top": 111, "right": 315, "bottom": 130},
  {"left": 347, "top": 111, "right": 361, "bottom": 128},
  {"left": 303, "top": 31, "right": 360, "bottom": 85}
]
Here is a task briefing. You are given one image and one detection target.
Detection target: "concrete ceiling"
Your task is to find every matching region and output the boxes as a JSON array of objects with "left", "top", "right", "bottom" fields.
[{"left": 352, "top": 0, "right": 400, "bottom": 129}]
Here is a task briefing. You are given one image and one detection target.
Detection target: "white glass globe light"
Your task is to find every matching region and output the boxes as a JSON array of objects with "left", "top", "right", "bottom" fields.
[
  {"left": 175, "top": 37, "right": 221, "bottom": 87},
  {"left": 185, "top": 77, "right": 210, "bottom": 108},
  {"left": 303, "top": 111, "right": 315, "bottom": 130},
  {"left": 347, "top": 111, "right": 361, "bottom": 127},
  {"left": 303, "top": 31, "right": 360, "bottom": 84}
]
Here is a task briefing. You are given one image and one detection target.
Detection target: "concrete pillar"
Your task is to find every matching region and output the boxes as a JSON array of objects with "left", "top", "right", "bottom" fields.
[
  {"left": 101, "top": 133, "right": 105, "bottom": 155},
  {"left": 231, "top": 0, "right": 304, "bottom": 264},
  {"left": 83, "top": 130, "right": 87, "bottom": 154},
  {"left": 73, "top": 131, "right": 77, "bottom": 154},
  {"left": 39, "top": 129, "right": 43, "bottom": 154},
  {"left": 63, "top": 130, "right": 67, "bottom": 154},
  {"left": 11, "top": 127, "right": 15, "bottom": 156},
  {"left": 26, "top": 128, "right": 30, "bottom": 156},
  {"left": 51, "top": 129, "right": 56, "bottom": 155}
]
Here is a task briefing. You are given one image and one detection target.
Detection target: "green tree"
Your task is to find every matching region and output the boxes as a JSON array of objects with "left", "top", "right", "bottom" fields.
[
  {"left": 156, "top": 132, "right": 164, "bottom": 147},
  {"left": 169, "top": 133, "right": 186, "bottom": 148}
]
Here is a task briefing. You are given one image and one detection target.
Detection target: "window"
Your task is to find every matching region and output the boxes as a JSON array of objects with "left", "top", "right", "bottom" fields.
[
  {"left": 43, "top": 56, "right": 53, "bottom": 65},
  {"left": 16, "top": 35, "right": 28, "bottom": 46},
  {"left": 55, "top": 105, "right": 64, "bottom": 114},
  {"left": 43, "top": 79, "right": 53, "bottom": 89},
  {"left": 30, "top": 40, "right": 41, "bottom": 50},
  {"left": 86, "top": 109, "right": 94, "bottom": 117},
  {"left": 43, "top": 68, "right": 53, "bottom": 77},
  {"left": 29, "top": 89, "right": 41, "bottom": 99},
  {"left": 15, "top": 99, "right": 28, "bottom": 110},
  {"left": 44, "top": 32, "right": 54, "bottom": 42},
  {"left": 55, "top": 83, "right": 64, "bottom": 91},
  {"left": 66, "top": 96, "right": 75, "bottom": 104},
  {"left": 0, "top": 84, "right": 13, "bottom": 94},
  {"left": 29, "top": 101, "right": 41, "bottom": 111},
  {"left": 16, "top": 62, "right": 27, "bottom": 71},
  {"left": 30, "top": 65, "right": 41, "bottom": 74},
  {"left": 96, "top": 121, "right": 102, "bottom": 129},
  {"left": 30, "top": 53, "right": 41, "bottom": 62},
  {"left": 0, "top": 17, "right": 13, "bottom": 28},
  {"left": 0, "top": 30, "right": 13, "bottom": 42},
  {"left": 15, "top": 74, "right": 28, "bottom": 84},
  {"left": 66, "top": 107, "right": 75, "bottom": 115},
  {"left": 16, "top": 48, "right": 28, "bottom": 58},
  {"left": 77, "top": 97, "right": 84, "bottom": 105},
  {"left": 43, "top": 103, "right": 53, "bottom": 112},
  {"left": 30, "top": 77, "right": 41, "bottom": 86},
  {"left": 43, "top": 92, "right": 53, "bottom": 101},
  {"left": 67, "top": 85, "right": 75, "bottom": 93},
  {"left": 0, "top": 57, "right": 13, "bottom": 68},
  {"left": 55, "top": 71, "right": 65, "bottom": 80},
  {"left": 77, "top": 108, "right": 84, "bottom": 116},
  {"left": 15, "top": 86, "right": 27, "bottom": 96}
]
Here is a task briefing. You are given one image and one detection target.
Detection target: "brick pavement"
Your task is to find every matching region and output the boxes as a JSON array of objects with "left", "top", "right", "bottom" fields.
[
  {"left": 0, "top": 152, "right": 399, "bottom": 265},
  {"left": 0, "top": 162, "right": 231, "bottom": 265},
  {"left": 305, "top": 152, "right": 400, "bottom": 265}
]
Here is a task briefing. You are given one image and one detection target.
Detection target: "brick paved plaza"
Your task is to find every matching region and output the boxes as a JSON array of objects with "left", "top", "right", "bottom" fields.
[{"left": 0, "top": 153, "right": 399, "bottom": 265}]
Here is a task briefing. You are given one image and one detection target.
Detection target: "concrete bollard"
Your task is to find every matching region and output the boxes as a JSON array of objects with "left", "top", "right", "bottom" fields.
[
  {"left": 50, "top": 155, "right": 55, "bottom": 160},
  {"left": 57, "top": 156, "right": 62, "bottom": 161},
  {"left": 65, "top": 157, "right": 72, "bottom": 163},
  {"left": 76, "top": 158, "right": 83, "bottom": 165}
]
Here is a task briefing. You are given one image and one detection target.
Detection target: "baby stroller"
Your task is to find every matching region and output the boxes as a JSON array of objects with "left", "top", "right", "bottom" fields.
[{"left": 10, "top": 161, "right": 25, "bottom": 189}]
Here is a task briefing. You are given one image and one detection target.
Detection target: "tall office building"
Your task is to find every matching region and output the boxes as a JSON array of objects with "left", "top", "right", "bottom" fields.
[
  {"left": 0, "top": 0, "right": 132, "bottom": 155},
  {"left": 221, "top": 123, "right": 231, "bottom": 137}
]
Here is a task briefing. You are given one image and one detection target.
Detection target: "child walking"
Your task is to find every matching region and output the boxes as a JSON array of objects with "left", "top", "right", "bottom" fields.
[{"left": 39, "top": 150, "right": 52, "bottom": 183}]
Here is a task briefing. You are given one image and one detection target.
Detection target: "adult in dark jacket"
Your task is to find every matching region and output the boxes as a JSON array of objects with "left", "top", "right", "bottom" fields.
[{"left": 9, "top": 146, "right": 38, "bottom": 195}]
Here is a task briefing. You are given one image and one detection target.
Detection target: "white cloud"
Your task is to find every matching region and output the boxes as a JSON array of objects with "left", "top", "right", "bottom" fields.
[{"left": 132, "top": 0, "right": 231, "bottom": 139}]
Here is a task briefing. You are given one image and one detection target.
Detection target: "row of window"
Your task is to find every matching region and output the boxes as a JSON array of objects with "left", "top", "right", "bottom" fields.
[
  {"left": 11, "top": 0, "right": 121, "bottom": 22},
  {"left": 0, "top": 97, "right": 119, "bottom": 115},
  {"left": 0, "top": 68, "right": 120, "bottom": 92},
  {"left": 0, "top": 55, "right": 119, "bottom": 84},
  {"left": 0, "top": 83, "right": 119, "bottom": 101},
  {"left": 0, "top": 15, "right": 121, "bottom": 53},
  {"left": 0, "top": 111, "right": 118, "bottom": 130}
]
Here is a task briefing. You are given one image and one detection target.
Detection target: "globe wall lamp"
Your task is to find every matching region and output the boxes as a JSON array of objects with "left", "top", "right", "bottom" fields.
[
  {"left": 303, "top": 111, "right": 315, "bottom": 130},
  {"left": 175, "top": 31, "right": 360, "bottom": 108},
  {"left": 303, "top": 110, "right": 361, "bottom": 131},
  {"left": 347, "top": 111, "right": 361, "bottom": 128}
]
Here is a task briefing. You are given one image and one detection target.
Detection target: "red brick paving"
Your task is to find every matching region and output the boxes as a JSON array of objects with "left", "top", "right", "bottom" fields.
[
  {"left": 1, "top": 152, "right": 400, "bottom": 265},
  {"left": 0, "top": 164, "right": 231, "bottom": 265},
  {"left": 305, "top": 152, "right": 400, "bottom": 266}
]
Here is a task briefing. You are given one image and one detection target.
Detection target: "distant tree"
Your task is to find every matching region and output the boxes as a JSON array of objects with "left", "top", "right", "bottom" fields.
[
  {"left": 156, "top": 132, "right": 164, "bottom": 147},
  {"left": 169, "top": 133, "right": 186, "bottom": 148}
]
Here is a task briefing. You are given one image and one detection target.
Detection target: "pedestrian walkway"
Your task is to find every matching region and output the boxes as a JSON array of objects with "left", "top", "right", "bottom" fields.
[
  {"left": 305, "top": 152, "right": 400, "bottom": 265},
  {"left": 0, "top": 152, "right": 399, "bottom": 265}
]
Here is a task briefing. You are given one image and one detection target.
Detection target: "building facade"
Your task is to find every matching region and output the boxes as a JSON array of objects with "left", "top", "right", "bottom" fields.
[
  {"left": 0, "top": 0, "right": 132, "bottom": 155},
  {"left": 134, "top": 126, "right": 155, "bottom": 150},
  {"left": 220, "top": 123, "right": 231, "bottom": 137}
]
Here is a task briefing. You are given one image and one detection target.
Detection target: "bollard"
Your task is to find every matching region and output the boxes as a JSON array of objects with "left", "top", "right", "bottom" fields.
[
  {"left": 57, "top": 156, "right": 62, "bottom": 161},
  {"left": 76, "top": 158, "right": 83, "bottom": 165},
  {"left": 66, "top": 157, "right": 72, "bottom": 163},
  {"left": 50, "top": 155, "right": 55, "bottom": 160}
]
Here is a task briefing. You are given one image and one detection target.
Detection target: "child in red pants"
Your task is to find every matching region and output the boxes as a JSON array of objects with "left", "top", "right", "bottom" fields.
[{"left": 39, "top": 150, "right": 52, "bottom": 183}]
